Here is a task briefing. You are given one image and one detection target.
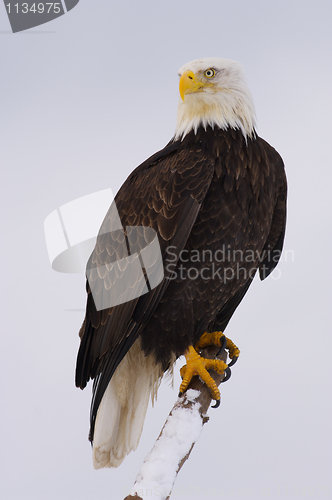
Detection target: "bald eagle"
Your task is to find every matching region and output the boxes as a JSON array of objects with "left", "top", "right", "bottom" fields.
[{"left": 76, "top": 58, "right": 287, "bottom": 469}]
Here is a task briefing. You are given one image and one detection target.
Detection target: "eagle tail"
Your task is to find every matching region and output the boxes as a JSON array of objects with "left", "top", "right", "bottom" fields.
[{"left": 92, "top": 339, "right": 163, "bottom": 469}]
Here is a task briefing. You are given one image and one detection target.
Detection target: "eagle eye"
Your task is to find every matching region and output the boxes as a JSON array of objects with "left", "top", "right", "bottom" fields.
[{"left": 204, "top": 68, "right": 216, "bottom": 78}]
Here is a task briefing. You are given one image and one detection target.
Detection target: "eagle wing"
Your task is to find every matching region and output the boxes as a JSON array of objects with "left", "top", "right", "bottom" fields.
[
  {"left": 213, "top": 137, "right": 287, "bottom": 332},
  {"left": 258, "top": 139, "right": 287, "bottom": 279},
  {"left": 75, "top": 140, "right": 215, "bottom": 440}
]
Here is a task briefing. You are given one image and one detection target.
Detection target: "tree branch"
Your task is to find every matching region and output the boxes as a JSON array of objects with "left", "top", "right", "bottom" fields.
[{"left": 123, "top": 346, "right": 228, "bottom": 500}]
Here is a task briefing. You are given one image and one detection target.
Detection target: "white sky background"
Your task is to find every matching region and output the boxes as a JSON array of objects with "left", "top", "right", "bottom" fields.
[{"left": 1, "top": 1, "right": 331, "bottom": 499}]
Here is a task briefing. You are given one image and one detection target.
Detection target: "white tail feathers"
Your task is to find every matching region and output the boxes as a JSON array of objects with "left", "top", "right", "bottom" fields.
[{"left": 92, "top": 339, "right": 164, "bottom": 469}]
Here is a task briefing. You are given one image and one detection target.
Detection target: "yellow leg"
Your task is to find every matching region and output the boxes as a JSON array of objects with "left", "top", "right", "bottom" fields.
[
  {"left": 225, "top": 336, "right": 240, "bottom": 366},
  {"left": 195, "top": 331, "right": 240, "bottom": 366}
]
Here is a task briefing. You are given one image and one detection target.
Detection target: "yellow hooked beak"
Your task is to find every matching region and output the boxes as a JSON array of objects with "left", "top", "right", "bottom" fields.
[{"left": 179, "top": 70, "right": 213, "bottom": 101}]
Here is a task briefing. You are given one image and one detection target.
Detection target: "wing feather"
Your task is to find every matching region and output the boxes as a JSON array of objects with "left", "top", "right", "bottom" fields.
[{"left": 76, "top": 139, "right": 215, "bottom": 442}]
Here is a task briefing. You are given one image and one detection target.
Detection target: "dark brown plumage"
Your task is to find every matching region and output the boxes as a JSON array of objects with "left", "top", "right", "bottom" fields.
[{"left": 76, "top": 125, "right": 287, "bottom": 444}]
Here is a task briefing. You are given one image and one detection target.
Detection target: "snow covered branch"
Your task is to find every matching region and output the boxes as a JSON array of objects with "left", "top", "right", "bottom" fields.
[{"left": 123, "top": 346, "right": 228, "bottom": 500}]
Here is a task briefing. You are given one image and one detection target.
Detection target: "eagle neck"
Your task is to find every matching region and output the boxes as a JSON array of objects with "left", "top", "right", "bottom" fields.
[{"left": 174, "top": 87, "right": 256, "bottom": 142}]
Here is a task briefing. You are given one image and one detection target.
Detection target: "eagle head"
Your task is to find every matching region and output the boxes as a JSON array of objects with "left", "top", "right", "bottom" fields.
[{"left": 175, "top": 57, "right": 256, "bottom": 140}]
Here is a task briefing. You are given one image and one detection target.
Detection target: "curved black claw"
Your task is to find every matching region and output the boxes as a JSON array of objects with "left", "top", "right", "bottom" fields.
[
  {"left": 220, "top": 366, "right": 232, "bottom": 383},
  {"left": 228, "top": 356, "right": 238, "bottom": 367},
  {"left": 216, "top": 335, "right": 227, "bottom": 356},
  {"left": 211, "top": 399, "right": 221, "bottom": 409},
  {"left": 178, "top": 391, "right": 183, "bottom": 397}
]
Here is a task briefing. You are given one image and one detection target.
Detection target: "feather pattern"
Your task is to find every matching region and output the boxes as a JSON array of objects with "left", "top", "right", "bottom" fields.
[{"left": 76, "top": 125, "right": 287, "bottom": 463}]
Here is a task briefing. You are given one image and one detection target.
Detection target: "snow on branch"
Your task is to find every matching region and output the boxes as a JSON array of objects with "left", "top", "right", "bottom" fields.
[{"left": 123, "top": 346, "right": 228, "bottom": 500}]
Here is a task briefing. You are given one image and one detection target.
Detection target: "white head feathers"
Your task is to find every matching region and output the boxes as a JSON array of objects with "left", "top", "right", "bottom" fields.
[{"left": 175, "top": 57, "right": 256, "bottom": 140}]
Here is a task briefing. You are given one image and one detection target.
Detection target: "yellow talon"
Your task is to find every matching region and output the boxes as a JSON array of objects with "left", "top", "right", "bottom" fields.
[
  {"left": 179, "top": 346, "right": 228, "bottom": 402},
  {"left": 179, "top": 331, "right": 240, "bottom": 404}
]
